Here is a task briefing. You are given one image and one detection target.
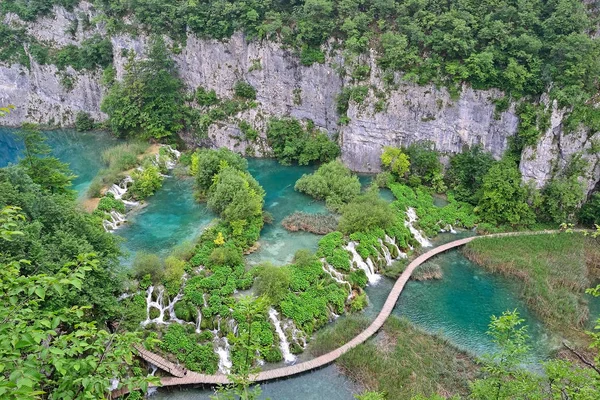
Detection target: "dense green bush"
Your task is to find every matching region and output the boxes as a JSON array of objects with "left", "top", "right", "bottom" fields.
[
  {"left": 578, "top": 192, "right": 600, "bottom": 227},
  {"left": 206, "top": 167, "right": 265, "bottom": 223},
  {"left": 476, "top": 158, "right": 535, "bottom": 226},
  {"left": 97, "top": 193, "right": 125, "bottom": 213},
  {"left": 446, "top": 146, "right": 496, "bottom": 205},
  {"left": 253, "top": 263, "right": 292, "bottom": 304},
  {"left": 294, "top": 160, "right": 361, "bottom": 211},
  {"left": 196, "top": 86, "right": 219, "bottom": 106},
  {"left": 193, "top": 148, "right": 248, "bottom": 194},
  {"left": 338, "top": 189, "right": 396, "bottom": 235},
  {"left": 101, "top": 36, "right": 185, "bottom": 140},
  {"left": 159, "top": 324, "right": 218, "bottom": 373},
  {"left": 75, "top": 111, "right": 95, "bottom": 131},
  {"left": 233, "top": 81, "right": 257, "bottom": 100},
  {"left": 132, "top": 252, "right": 164, "bottom": 285},
  {"left": 266, "top": 117, "right": 340, "bottom": 165},
  {"left": 130, "top": 165, "right": 163, "bottom": 199},
  {"left": 53, "top": 35, "right": 113, "bottom": 71}
]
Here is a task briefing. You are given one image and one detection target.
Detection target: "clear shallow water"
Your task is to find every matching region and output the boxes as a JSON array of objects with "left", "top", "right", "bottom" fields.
[
  {"left": 152, "top": 365, "right": 358, "bottom": 400},
  {"left": 246, "top": 158, "right": 329, "bottom": 266},
  {"left": 116, "top": 177, "right": 215, "bottom": 263},
  {"left": 0, "top": 127, "right": 119, "bottom": 196}
]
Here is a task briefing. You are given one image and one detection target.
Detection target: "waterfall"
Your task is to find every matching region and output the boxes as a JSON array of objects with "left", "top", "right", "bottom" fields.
[
  {"left": 140, "top": 286, "right": 185, "bottom": 327},
  {"left": 268, "top": 308, "right": 296, "bottom": 363},
  {"left": 102, "top": 210, "right": 127, "bottom": 232},
  {"left": 405, "top": 207, "right": 432, "bottom": 247},
  {"left": 321, "top": 260, "right": 351, "bottom": 289},
  {"left": 345, "top": 241, "right": 380, "bottom": 284},
  {"left": 227, "top": 318, "right": 238, "bottom": 335},
  {"left": 214, "top": 336, "right": 232, "bottom": 374},
  {"left": 385, "top": 235, "right": 407, "bottom": 259},
  {"left": 378, "top": 239, "right": 393, "bottom": 265},
  {"left": 195, "top": 310, "right": 202, "bottom": 334}
]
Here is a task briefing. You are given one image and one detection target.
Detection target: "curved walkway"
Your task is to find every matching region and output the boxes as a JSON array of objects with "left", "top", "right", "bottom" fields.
[{"left": 127, "top": 230, "right": 571, "bottom": 390}]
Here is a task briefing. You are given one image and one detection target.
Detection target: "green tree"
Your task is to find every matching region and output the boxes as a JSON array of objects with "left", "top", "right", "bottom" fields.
[
  {"left": 0, "top": 206, "right": 157, "bottom": 398},
  {"left": 476, "top": 158, "right": 535, "bottom": 226},
  {"left": 101, "top": 36, "right": 184, "bottom": 140},
  {"left": 404, "top": 141, "right": 443, "bottom": 187},
  {"left": 207, "top": 167, "right": 265, "bottom": 223},
  {"left": 446, "top": 146, "right": 496, "bottom": 205},
  {"left": 253, "top": 263, "right": 291, "bottom": 304},
  {"left": 338, "top": 189, "right": 395, "bottom": 234},
  {"left": 294, "top": 160, "right": 361, "bottom": 211},
  {"left": 380, "top": 146, "right": 410, "bottom": 178},
  {"left": 17, "top": 123, "right": 75, "bottom": 194},
  {"left": 194, "top": 148, "right": 248, "bottom": 195}
]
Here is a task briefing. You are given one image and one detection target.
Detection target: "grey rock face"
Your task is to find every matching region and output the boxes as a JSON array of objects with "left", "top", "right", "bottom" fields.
[{"left": 0, "top": 6, "right": 598, "bottom": 196}]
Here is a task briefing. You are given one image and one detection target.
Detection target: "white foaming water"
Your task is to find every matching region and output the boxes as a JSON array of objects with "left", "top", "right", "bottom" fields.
[
  {"left": 214, "top": 336, "right": 232, "bottom": 374},
  {"left": 378, "top": 239, "right": 393, "bottom": 265},
  {"left": 345, "top": 241, "right": 380, "bottom": 284},
  {"left": 195, "top": 310, "right": 202, "bottom": 333},
  {"left": 102, "top": 210, "right": 126, "bottom": 232},
  {"left": 385, "top": 235, "right": 407, "bottom": 259},
  {"left": 268, "top": 308, "right": 296, "bottom": 363},
  {"left": 321, "top": 259, "right": 351, "bottom": 289},
  {"left": 405, "top": 207, "right": 432, "bottom": 247},
  {"left": 140, "top": 286, "right": 185, "bottom": 327}
]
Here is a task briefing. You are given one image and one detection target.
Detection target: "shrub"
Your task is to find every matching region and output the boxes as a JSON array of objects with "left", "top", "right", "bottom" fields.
[
  {"left": 294, "top": 161, "right": 361, "bottom": 211},
  {"left": 254, "top": 263, "right": 291, "bottom": 304},
  {"left": 194, "top": 148, "right": 248, "bottom": 194},
  {"left": 75, "top": 111, "right": 95, "bottom": 131},
  {"left": 196, "top": 86, "right": 219, "bottom": 106},
  {"left": 338, "top": 189, "right": 395, "bottom": 234},
  {"left": 233, "top": 81, "right": 257, "bottom": 100},
  {"left": 130, "top": 165, "right": 163, "bottom": 199},
  {"left": 132, "top": 252, "right": 164, "bottom": 284},
  {"left": 97, "top": 193, "right": 125, "bottom": 213},
  {"left": 266, "top": 117, "right": 340, "bottom": 165}
]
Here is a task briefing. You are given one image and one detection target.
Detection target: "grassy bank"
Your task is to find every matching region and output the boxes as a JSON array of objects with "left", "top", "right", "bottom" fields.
[
  {"left": 463, "top": 233, "right": 600, "bottom": 337},
  {"left": 338, "top": 317, "right": 478, "bottom": 399},
  {"left": 309, "top": 316, "right": 370, "bottom": 357}
]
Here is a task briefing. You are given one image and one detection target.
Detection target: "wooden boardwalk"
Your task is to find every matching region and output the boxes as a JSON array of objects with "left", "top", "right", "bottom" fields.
[{"left": 121, "top": 230, "right": 571, "bottom": 393}]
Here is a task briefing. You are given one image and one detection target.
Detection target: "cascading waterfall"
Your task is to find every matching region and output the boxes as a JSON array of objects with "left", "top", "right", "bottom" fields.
[
  {"left": 268, "top": 308, "right": 296, "bottom": 363},
  {"left": 102, "top": 145, "right": 180, "bottom": 232},
  {"left": 378, "top": 239, "right": 393, "bottom": 265},
  {"left": 214, "top": 335, "right": 233, "bottom": 374},
  {"left": 405, "top": 207, "right": 432, "bottom": 247},
  {"left": 385, "top": 235, "right": 407, "bottom": 259},
  {"left": 140, "top": 285, "right": 185, "bottom": 327},
  {"left": 195, "top": 310, "right": 202, "bottom": 334},
  {"left": 102, "top": 210, "right": 127, "bottom": 232},
  {"left": 345, "top": 241, "right": 380, "bottom": 284},
  {"left": 321, "top": 260, "right": 351, "bottom": 288}
]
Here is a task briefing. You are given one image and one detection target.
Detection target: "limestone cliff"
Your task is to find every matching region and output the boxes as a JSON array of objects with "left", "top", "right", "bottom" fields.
[{"left": 1, "top": 3, "right": 598, "bottom": 197}]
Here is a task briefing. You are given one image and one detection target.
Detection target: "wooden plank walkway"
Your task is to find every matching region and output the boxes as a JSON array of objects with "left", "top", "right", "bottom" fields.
[{"left": 117, "top": 230, "right": 574, "bottom": 394}]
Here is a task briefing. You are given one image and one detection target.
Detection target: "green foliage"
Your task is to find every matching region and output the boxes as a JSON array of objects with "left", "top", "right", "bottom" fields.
[
  {"left": 75, "top": 111, "right": 95, "bottom": 132},
  {"left": 194, "top": 148, "right": 248, "bottom": 194},
  {"left": 390, "top": 183, "right": 477, "bottom": 238},
  {"left": 159, "top": 324, "right": 218, "bottom": 373},
  {"left": 97, "top": 193, "right": 126, "bottom": 213},
  {"left": 16, "top": 123, "right": 75, "bottom": 195},
  {"left": 266, "top": 117, "right": 340, "bottom": 165},
  {"left": 446, "top": 146, "right": 495, "bottom": 205},
  {"left": 101, "top": 36, "right": 185, "bottom": 140},
  {"left": 540, "top": 176, "right": 585, "bottom": 224},
  {"left": 53, "top": 35, "right": 113, "bottom": 71},
  {"left": 336, "top": 86, "right": 369, "bottom": 118},
  {"left": 338, "top": 189, "right": 396, "bottom": 235},
  {"left": 403, "top": 141, "right": 443, "bottom": 189},
  {"left": 207, "top": 167, "right": 265, "bottom": 223},
  {"left": 380, "top": 146, "right": 410, "bottom": 178},
  {"left": 130, "top": 164, "right": 164, "bottom": 199},
  {"left": 132, "top": 252, "right": 164, "bottom": 285},
  {"left": 294, "top": 160, "right": 361, "bottom": 211},
  {"left": 0, "top": 24, "right": 30, "bottom": 67},
  {"left": 310, "top": 315, "right": 370, "bottom": 356},
  {"left": 476, "top": 158, "right": 535, "bottom": 226},
  {"left": 300, "top": 46, "right": 325, "bottom": 66},
  {"left": 233, "top": 81, "right": 257, "bottom": 100},
  {"left": 579, "top": 192, "right": 600, "bottom": 227},
  {"left": 196, "top": 86, "right": 219, "bottom": 106},
  {"left": 239, "top": 121, "right": 259, "bottom": 141},
  {"left": 253, "top": 263, "right": 291, "bottom": 304}
]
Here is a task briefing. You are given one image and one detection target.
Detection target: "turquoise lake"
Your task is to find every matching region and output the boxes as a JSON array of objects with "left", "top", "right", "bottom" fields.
[{"left": 2, "top": 128, "right": 592, "bottom": 400}]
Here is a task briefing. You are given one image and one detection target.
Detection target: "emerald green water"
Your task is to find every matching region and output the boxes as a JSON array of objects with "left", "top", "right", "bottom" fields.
[
  {"left": 3, "top": 130, "right": 593, "bottom": 399},
  {"left": 0, "top": 127, "right": 119, "bottom": 195},
  {"left": 246, "top": 158, "right": 328, "bottom": 266},
  {"left": 116, "top": 177, "right": 215, "bottom": 262}
]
